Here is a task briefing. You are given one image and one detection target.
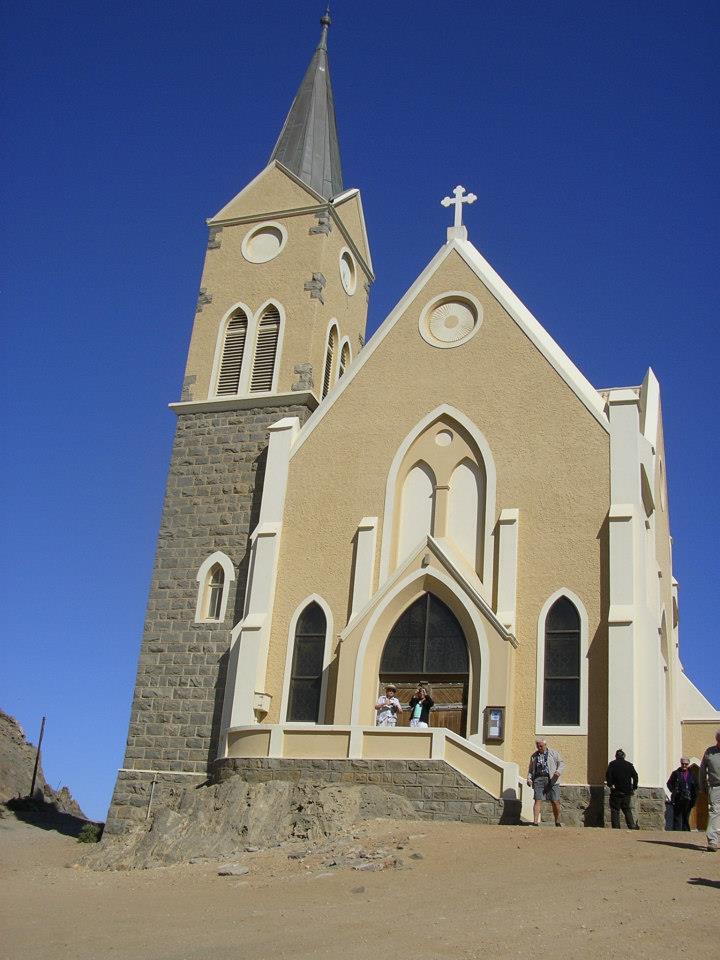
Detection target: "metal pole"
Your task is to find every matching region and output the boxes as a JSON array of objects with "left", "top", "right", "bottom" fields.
[
  {"left": 29, "top": 716, "right": 46, "bottom": 799},
  {"left": 146, "top": 775, "right": 158, "bottom": 820}
]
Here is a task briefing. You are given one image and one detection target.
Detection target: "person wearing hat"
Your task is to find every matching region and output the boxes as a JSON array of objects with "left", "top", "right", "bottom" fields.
[
  {"left": 375, "top": 684, "right": 402, "bottom": 727},
  {"left": 605, "top": 749, "right": 640, "bottom": 829},
  {"left": 667, "top": 756, "right": 698, "bottom": 831}
]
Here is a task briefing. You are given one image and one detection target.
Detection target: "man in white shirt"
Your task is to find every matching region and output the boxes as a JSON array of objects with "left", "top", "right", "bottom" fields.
[{"left": 375, "top": 684, "right": 402, "bottom": 727}]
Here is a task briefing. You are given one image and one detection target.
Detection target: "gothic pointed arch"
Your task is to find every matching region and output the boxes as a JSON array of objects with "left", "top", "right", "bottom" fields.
[
  {"left": 350, "top": 566, "right": 491, "bottom": 735},
  {"left": 210, "top": 303, "right": 253, "bottom": 398},
  {"left": 249, "top": 301, "right": 283, "bottom": 393},
  {"left": 379, "top": 405, "right": 496, "bottom": 589},
  {"left": 281, "top": 595, "right": 333, "bottom": 723}
]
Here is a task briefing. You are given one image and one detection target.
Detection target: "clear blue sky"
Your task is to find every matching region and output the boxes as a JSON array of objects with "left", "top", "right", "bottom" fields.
[{"left": 2, "top": 1, "right": 718, "bottom": 821}]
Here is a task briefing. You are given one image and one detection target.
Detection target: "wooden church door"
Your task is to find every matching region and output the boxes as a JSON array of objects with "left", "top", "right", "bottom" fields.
[{"left": 379, "top": 593, "right": 470, "bottom": 737}]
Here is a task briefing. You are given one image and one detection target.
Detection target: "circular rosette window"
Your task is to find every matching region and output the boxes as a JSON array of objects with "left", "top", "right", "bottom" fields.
[
  {"left": 241, "top": 222, "right": 288, "bottom": 264},
  {"left": 419, "top": 293, "right": 483, "bottom": 348}
]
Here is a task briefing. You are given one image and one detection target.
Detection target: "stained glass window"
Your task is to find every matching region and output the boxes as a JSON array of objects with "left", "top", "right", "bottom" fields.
[
  {"left": 543, "top": 596, "right": 581, "bottom": 725},
  {"left": 288, "top": 602, "right": 326, "bottom": 722},
  {"left": 380, "top": 594, "right": 468, "bottom": 675}
]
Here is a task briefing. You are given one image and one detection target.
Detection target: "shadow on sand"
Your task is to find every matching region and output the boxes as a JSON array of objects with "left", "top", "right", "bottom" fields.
[
  {"left": 4, "top": 796, "right": 91, "bottom": 838},
  {"left": 687, "top": 877, "right": 720, "bottom": 889},
  {"left": 638, "top": 838, "right": 706, "bottom": 852}
]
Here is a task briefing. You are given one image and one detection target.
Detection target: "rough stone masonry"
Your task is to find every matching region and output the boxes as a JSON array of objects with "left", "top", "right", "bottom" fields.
[{"left": 106, "top": 402, "right": 313, "bottom": 834}]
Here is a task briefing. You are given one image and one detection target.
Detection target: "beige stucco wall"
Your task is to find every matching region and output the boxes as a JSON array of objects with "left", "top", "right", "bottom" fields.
[
  {"left": 682, "top": 722, "right": 718, "bottom": 763},
  {"left": 265, "top": 247, "right": 611, "bottom": 784},
  {"left": 182, "top": 165, "right": 370, "bottom": 402}
]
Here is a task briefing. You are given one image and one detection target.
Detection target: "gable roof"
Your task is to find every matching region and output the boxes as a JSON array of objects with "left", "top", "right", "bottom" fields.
[{"left": 291, "top": 236, "right": 609, "bottom": 457}]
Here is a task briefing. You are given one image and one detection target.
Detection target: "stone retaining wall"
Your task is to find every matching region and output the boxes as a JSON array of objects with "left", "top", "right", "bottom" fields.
[
  {"left": 213, "top": 757, "right": 518, "bottom": 825},
  {"left": 213, "top": 759, "right": 667, "bottom": 829}
]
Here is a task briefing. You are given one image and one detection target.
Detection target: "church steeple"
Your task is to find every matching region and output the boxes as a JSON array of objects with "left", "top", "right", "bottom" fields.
[{"left": 269, "top": 10, "right": 343, "bottom": 200}]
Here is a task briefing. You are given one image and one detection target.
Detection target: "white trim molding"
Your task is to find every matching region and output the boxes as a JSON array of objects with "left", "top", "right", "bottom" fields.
[
  {"left": 338, "top": 246, "right": 357, "bottom": 295},
  {"left": 194, "top": 551, "right": 236, "bottom": 624},
  {"left": 350, "top": 517, "right": 378, "bottom": 616},
  {"left": 495, "top": 508, "right": 519, "bottom": 634},
  {"left": 280, "top": 594, "right": 335, "bottom": 724},
  {"left": 241, "top": 220, "right": 288, "bottom": 264},
  {"left": 378, "top": 404, "right": 497, "bottom": 598},
  {"left": 535, "top": 588, "right": 590, "bottom": 736}
]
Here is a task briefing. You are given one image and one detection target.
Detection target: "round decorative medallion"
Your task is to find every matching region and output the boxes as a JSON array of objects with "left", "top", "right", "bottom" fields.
[
  {"left": 242, "top": 222, "right": 287, "bottom": 264},
  {"left": 428, "top": 301, "right": 475, "bottom": 342},
  {"left": 435, "top": 429, "right": 454, "bottom": 446},
  {"left": 418, "top": 292, "right": 483, "bottom": 348},
  {"left": 339, "top": 249, "right": 357, "bottom": 295}
]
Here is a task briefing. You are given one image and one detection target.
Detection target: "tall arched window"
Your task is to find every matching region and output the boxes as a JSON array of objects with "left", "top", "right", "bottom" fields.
[
  {"left": 542, "top": 596, "right": 581, "bottom": 726},
  {"left": 322, "top": 324, "right": 338, "bottom": 398},
  {"left": 250, "top": 305, "right": 280, "bottom": 392},
  {"left": 287, "top": 602, "right": 327, "bottom": 722},
  {"left": 216, "top": 309, "right": 248, "bottom": 396},
  {"left": 338, "top": 340, "right": 351, "bottom": 379},
  {"left": 204, "top": 564, "right": 225, "bottom": 621}
]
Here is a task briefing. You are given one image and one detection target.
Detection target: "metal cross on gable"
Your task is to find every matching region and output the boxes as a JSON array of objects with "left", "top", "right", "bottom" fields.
[{"left": 441, "top": 185, "right": 477, "bottom": 240}]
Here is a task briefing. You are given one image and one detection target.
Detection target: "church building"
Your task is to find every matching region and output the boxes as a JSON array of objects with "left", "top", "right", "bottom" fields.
[{"left": 106, "top": 14, "right": 719, "bottom": 832}]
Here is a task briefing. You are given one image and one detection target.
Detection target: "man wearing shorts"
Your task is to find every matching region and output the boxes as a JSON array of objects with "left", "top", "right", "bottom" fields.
[{"left": 527, "top": 738, "right": 565, "bottom": 826}]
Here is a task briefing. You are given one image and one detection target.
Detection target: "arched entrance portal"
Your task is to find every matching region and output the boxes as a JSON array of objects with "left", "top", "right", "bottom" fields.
[{"left": 379, "top": 593, "right": 470, "bottom": 735}]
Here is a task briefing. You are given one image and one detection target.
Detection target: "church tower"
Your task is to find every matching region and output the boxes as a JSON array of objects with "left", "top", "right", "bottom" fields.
[{"left": 106, "top": 13, "right": 373, "bottom": 833}]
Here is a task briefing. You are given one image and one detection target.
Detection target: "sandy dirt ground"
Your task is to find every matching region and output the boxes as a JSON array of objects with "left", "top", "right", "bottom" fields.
[{"left": 1, "top": 813, "right": 718, "bottom": 960}]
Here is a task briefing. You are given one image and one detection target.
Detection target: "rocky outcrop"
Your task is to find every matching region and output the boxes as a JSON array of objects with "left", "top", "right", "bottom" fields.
[
  {"left": 86, "top": 778, "right": 416, "bottom": 870},
  {"left": 0, "top": 710, "right": 85, "bottom": 818}
]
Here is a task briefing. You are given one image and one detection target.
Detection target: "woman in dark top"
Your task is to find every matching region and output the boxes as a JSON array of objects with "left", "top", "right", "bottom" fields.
[{"left": 408, "top": 684, "right": 434, "bottom": 728}]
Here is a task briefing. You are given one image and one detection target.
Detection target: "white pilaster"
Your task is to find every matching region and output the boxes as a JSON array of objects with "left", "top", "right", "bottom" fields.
[
  {"left": 607, "top": 390, "right": 643, "bottom": 764},
  {"left": 220, "top": 417, "right": 300, "bottom": 740},
  {"left": 495, "top": 508, "right": 519, "bottom": 633},
  {"left": 350, "top": 517, "right": 378, "bottom": 616}
]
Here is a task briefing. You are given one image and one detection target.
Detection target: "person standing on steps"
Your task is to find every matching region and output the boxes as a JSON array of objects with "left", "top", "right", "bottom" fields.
[
  {"left": 527, "top": 738, "right": 565, "bottom": 827},
  {"left": 699, "top": 728, "right": 720, "bottom": 852},
  {"left": 666, "top": 756, "right": 698, "bottom": 832},
  {"left": 605, "top": 748, "right": 640, "bottom": 829},
  {"left": 408, "top": 684, "right": 434, "bottom": 729}
]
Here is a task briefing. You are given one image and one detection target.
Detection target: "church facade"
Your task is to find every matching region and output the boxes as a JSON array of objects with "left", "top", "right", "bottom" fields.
[{"left": 106, "top": 15, "right": 718, "bottom": 833}]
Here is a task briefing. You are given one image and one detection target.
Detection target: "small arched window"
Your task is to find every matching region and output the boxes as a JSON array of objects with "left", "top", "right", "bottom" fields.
[
  {"left": 338, "top": 340, "right": 351, "bottom": 379},
  {"left": 194, "top": 552, "right": 235, "bottom": 624},
  {"left": 287, "top": 602, "right": 327, "bottom": 722},
  {"left": 322, "top": 325, "right": 338, "bottom": 398},
  {"left": 216, "top": 309, "right": 248, "bottom": 396},
  {"left": 204, "top": 564, "right": 225, "bottom": 621},
  {"left": 542, "top": 597, "right": 581, "bottom": 726},
  {"left": 250, "top": 305, "right": 280, "bottom": 393}
]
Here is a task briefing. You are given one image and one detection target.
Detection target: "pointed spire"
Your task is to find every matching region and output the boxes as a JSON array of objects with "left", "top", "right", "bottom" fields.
[{"left": 269, "top": 9, "right": 343, "bottom": 200}]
